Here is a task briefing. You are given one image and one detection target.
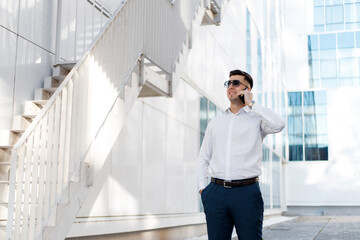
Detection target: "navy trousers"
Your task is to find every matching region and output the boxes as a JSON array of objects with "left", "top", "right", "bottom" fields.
[{"left": 201, "top": 182, "right": 264, "bottom": 240}]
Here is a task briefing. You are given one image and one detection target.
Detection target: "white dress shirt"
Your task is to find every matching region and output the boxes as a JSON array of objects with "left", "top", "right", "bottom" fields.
[{"left": 197, "top": 103, "right": 285, "bottom": 190}]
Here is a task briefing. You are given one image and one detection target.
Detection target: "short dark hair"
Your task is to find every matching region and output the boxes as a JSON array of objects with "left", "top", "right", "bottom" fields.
[{"left": 229, "top": 69, "right": 253, "bottom": 89}]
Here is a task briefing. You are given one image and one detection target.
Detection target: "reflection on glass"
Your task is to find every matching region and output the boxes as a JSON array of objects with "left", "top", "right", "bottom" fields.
[
  {"left": 288, "top": 92, "right": 303, "bottom": 161},
  {"left": 200, "top": 97, "right": 208, "bottom": 135},
  {"left": 326, "top": 5, "right": 344, "bottom": 24},
  {"left": 320, "top": 33, "right": 336, "bottom": 49},
  {"left": 338, "top": 32, "right": 355, "bottom": 48},
  {"left": 356, "top": 31, "right": 360, "bottom": 47},
  {"left": 303, "top": 91, "right": 328, "bottom": 161},
  {"left": 272, "top": 153, "right": 281, "bottom": 208},
  {"left": 246, "top": 8, "right": 251, "bottom": 74},
  {"left": 260, "top": 146, "right": 271, "bottom": 209},
  {"left": 320, "top": 59, "right": 337, "bottom": 78},
  {"left": 339, "top": 58, "right": 355, "bottom": 77},
  {"left": 314, "top": 6, "right": 325, "bottom": 25},
  {"left": 308, "top": 35, "right": 319, "bottom": 51}
]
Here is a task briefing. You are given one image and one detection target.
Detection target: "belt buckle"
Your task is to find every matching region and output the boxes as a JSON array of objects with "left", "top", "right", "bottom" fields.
[{"left": 223, "top": 181, "right": 232, "bottom": 188}]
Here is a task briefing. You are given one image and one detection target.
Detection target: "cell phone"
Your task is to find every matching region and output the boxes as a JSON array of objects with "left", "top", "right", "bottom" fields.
[{"left": 239, "top": 87, "right": 248, "bottom": 98}]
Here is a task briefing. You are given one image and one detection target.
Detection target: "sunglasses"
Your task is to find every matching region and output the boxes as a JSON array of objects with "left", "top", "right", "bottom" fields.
[{"left": 224, "top": 80, "right": 249, "bottom": 89}]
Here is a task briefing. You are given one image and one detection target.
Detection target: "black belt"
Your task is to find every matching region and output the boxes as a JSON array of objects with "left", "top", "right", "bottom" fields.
[{"left": 211, "top": 177, "right": 258, "bottom": 188}]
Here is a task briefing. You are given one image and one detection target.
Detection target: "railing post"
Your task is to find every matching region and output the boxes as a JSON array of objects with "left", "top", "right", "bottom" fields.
[
  {"left": 6, "top": 149, "right": 18, "bottom": 240},
  {"left": 55, "top": 0, "right": 63, "bottom": 64}
]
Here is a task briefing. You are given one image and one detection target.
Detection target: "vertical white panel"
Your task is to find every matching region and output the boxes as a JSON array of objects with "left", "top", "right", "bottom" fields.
[
  {"left": 84, "top": 2, "right": 94, "bottom": 50},
  {"left": 0, "top": 0, "right": 19, "bottom": 32},
  {"left": 75, "top": 0, "right": 86, "bottom": 60},
  {"left": 59, "top": 0, "right": 76, "bottom": 61},
  {"left": 93, "top": 7, "right": 102, "bottom": 38},
  {"left": 141, "top": 104, "right": 166, "bottom": 214},
  {"left": 110, "top": 100, "right": 142, "bottom": 216},
  {"left": 0, "top": 28, "right": 16, "bottom": 129},
  {"left": 165, "top": 117, "right": 184, "bottom": 213},
  {"left": 183, "top": 127, "right": 199, "bottom": 213},
  {"left": 13, "top": 38, "right": 53, "bottom": 115},
  {"left": 76, "top": 154, "right": 112, "bottom": 217},
  {"left": 18, "top": 0, "right": 57, "bottom": 53}
]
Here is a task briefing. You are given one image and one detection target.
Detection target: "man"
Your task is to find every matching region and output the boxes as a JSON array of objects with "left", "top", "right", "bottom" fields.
[{"left": 197, "top": 69, "right": 285, "bottom": 240}]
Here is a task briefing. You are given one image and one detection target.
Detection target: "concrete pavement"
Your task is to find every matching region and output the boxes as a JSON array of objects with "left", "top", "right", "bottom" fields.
[
  {"left": 188, "top": 215, "right": 360, "bottom": 240},
  {"left": 263, "top": 216, "right": 360, "bottom": 240}
]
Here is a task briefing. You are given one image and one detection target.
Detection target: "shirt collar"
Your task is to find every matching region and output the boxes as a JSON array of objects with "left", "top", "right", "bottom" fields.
[{"left": 225, "top": 106, "right": 251, "bottom": 115}]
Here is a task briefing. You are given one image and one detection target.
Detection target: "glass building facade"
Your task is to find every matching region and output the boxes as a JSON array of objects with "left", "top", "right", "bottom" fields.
[
  {"left": 288, "top": 91, "right": 328, "bottom": 161},
  {"left": 288, "top": 0, "right": 360, "bottom": 162},
  {"left": 246, "top": 3, "right": 286, "bottom": 210},
  {"left": 309, "top": 0, "right": 360, "bottom": 88}
]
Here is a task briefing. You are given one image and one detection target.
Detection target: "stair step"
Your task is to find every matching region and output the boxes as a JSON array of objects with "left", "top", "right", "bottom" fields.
[
  {"left": 23, "top": 101, "right": 44, "bottom": 116},
  {"left": 0, "top": 162, "right": 11, "bottom": 182},
  {"left": 0, "top": 146, "right": 13, "bottom": 150},
  {"left": 44, "top": 76, "right": 66, "bottom": 88},
  {"left": 21, "top": 114, "right": 37, "bottom": 119},
  {"left": 32, "top": 100, "right": 48, "bottom": 105},
  {"left": 12, "top": 115, "right": 32, "bottom": 130},
  {"left": 0, "top": 148, "right": 11, "bottom": 162},
  {"left": 0, "top": 130, "right": 21, "bottom": 146},
  {"left": 34, "top": 88, "right": 57, "bottom": 100},
  {"left": 53, "top": 62, "right": 75, "bottom": 76}
]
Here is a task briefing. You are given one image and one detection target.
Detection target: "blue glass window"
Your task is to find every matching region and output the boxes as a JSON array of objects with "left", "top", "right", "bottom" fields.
[
  {"left": 338, "top": 32, "right": 355, "bottom": 48},
  {"left": 356, "top": 3, "right": 360, "bottom": 22},
  {"left": 303, "top": 91, "right": 328, "bottom": 161},
  {"left": 314, "top": 0, "right": 324, "bottom": 6},
  {"left": 246, "top": 8, "right": 251, "bottom": 74},
  {"left": 326, "top": 5, "right": 344, "bottom": 24},
  {"left": 345, "top": 4, "right": 355, "bottom": 23},
  {"left": 272, "top": 153, "right": 281, "bottom": 208},
  {"left": 308, "top": 35, "right": 319, "bottom": 50},
  {"left": 288, "top": 92, "right": 303, "bottom": 161},
  {"left": 356, "top": 31, "right": 360, "bottom": 47},
  {"left": 260, "top": 146, "right": 271, "bottom": 209},
  {"left": 339, "top": 58, "right": 355, "bottom": 77},
  {"left": 309, "top": 59, "right": 320, "bottom": 79},
  {"left": 320, "top": 33, "right": 336, "bottom": 49},
  {"left": 314, "top": 7, "right": 325, "bottom": 26},
  {"left": 326, "top": 0, "right": 343, "bottom": 4},
  {"left": 257, "top": 35, "right": 263, "bottom": 91},
  {"left": 320, "top": 59, "right": 337, "bottom": 78}
]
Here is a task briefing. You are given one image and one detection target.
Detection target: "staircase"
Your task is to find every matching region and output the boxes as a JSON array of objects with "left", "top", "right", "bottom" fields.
[{"left": 0, "top": 0, "right": 224, "bottom": 239}]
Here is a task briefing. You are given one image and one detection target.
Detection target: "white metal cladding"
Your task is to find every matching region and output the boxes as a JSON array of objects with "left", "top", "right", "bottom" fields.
[
  {"left": 0, "top": 28, "right": 17, "bottom": 130},
  {"left": 0, "top": 0, "right": 19, "bottom": 32},
  {"left": 57, "top": 0, "right": 125, "bottom": 62},
  {"left": 18, "top": 0, "right": 58, "bottom": 53},
  {"left": 6, "top": 0, "right": 203, "bottom": 238},
  {"left": 13, "top": 38, "right": 54, "bottom": 116}
]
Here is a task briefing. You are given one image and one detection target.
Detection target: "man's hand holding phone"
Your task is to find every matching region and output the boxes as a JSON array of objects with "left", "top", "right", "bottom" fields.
[{"left": 238, "top": 88, "right": 253, "bottom": 106}]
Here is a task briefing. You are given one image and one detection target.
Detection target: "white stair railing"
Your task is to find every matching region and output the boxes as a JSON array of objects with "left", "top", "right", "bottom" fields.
[
  {"left": 5, "top": 0, "right": 148, "bottom": 238},
  {"left": 6, "top": 0, "right": 214, "bottom": 238}
]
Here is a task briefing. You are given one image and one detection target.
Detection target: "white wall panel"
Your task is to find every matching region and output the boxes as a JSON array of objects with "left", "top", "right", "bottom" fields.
[
  {"left": 110, "top": 100, "right": 143, "bottom": 216},
  {"left": 0, "top": 28, "right": 16, "bottom": 129},
  {"left": 165, "top": 117, "right": 185, "bottom": 213},
  {"left": 77, "top": 154, "right": 113, "bottom": 217},
  {"left": 183, "top": 127, "right": 199, "bottom": 213},
  {"left": 141, "top": 104, "right": 166, "bottom": 214},
  {"left": 59, "top": 0, "right": 76, "bottom": 61},
  {"left": 18, "top": 0, "right": 57, "bottom": 53},
  {"left": 0, "top": 0, "right": 19, "bottom": 32},
  {"left": 13, "top": 38, "right": 53, "bottom": 115}
]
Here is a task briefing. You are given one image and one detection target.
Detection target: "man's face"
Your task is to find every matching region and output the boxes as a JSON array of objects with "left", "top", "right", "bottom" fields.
[{"left": 226, "top": 75, "right": 251, "bottom": 103}]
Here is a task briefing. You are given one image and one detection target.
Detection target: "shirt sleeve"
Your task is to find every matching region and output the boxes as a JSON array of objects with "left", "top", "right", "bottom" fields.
[
  {"left": 246, "top": 103, "right": 285, "bottom": 137},
  {"left": 197, "top": 119, "right": 214, "bottom": 191}
]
